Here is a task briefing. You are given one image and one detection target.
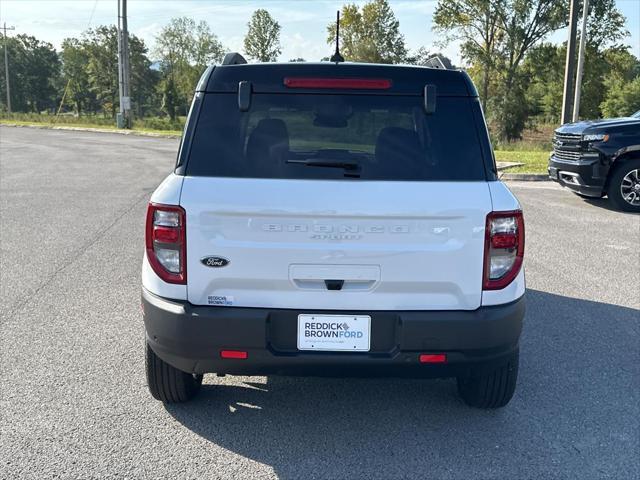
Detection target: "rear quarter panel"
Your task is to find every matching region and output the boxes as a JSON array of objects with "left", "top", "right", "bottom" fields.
[
  {"left": 142, "top": 174, "right": 187, "bottom": 300},
  {"left": 482, "top": 181, "right": 526, "bottom": 306}
]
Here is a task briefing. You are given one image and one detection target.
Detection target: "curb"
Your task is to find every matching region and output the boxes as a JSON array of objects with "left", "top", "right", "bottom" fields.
[
  {"left": 0, "top": 122, "right": 182, "bottom": 139},
  {"left": 500, "top": 173, "right": 549, "bottom": 181},
  {"left": 496, "top": 162, "right": 525, "bottom": 171}
]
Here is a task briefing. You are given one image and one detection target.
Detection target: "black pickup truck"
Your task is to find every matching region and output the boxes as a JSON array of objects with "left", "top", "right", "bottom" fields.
[{"left": 548, "top": 111, "right": 640, "bottom": 211}]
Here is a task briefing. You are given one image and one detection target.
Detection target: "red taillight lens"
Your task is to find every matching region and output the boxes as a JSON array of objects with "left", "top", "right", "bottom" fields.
[
  {"left": 220, "top": 350, "right": 248, "bottom": 359},
  {"left": 419, "top": 353, "right": 447, "bottom": 364},
  {"left": 145, "top": 203, "right": 186, "bottom": 284},
  {"left": 283, "top": 77, "right": 392, "bottom": 89},
  {"left": 491, "top": 233, "right": 518, "bottom": 249},
  {"left": 153, "top": 225, "right": 180, "bottom": 244},
  {"left": 483, "top": 210, "right": 524, "bottom": 290}
]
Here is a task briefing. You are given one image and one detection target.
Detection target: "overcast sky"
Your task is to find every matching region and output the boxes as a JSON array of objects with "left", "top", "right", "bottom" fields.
[{"left": 1, "top": 0, "right": 639, "bottom": 64}]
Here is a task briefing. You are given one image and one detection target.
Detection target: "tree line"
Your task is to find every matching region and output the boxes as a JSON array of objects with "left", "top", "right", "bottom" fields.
[
  {"left": 0, "top": 9, "right": 285, "bottom": 126},
  {"left": 433, "top": 0, "right": 639, "bottom": 140},
  {"left": 0, "top": 0, "right": 638, "bottom": 141}
]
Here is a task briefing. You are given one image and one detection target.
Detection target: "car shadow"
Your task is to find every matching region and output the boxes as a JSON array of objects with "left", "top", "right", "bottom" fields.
[
  {"left": 165, "top": 289, "right": 639, "bottom": 479},
  {"left": 582, "top": 196, "right": 640, "bottom": 214}
]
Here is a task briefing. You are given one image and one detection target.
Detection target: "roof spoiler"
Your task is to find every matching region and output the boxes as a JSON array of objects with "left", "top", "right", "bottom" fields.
[
  {"left": 222, "top": 52, "right": 247, "bottom": 66},
  {"left": 424, "top": 55, "right": 453, "bottom": 70}
]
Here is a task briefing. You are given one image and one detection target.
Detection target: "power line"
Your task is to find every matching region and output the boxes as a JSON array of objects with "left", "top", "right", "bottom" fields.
[
  {"left": 87, "top": 0, "right": 100, "bottom": 28},
  {"left": 53, "top": 0, "right": 99, "bottom": 123}
]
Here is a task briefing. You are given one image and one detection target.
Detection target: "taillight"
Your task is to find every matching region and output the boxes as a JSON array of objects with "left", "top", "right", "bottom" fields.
[
  {"left": 483, "top": 210, "right": 524, "bottom": 290},
  {"left": 145, "top": 203, "right": 186, "bottom": 284},
  {"left": 283, "top": 77, "right": 392, "bottom": 89}
]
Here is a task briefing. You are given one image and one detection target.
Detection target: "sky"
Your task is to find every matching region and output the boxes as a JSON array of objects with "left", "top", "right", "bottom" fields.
[{"left": 1, "top": 0, "right": 639, "bottom": 64}]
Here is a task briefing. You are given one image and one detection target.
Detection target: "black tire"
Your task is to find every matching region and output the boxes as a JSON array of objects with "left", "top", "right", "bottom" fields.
[
  {"left": 457, "top": 349, "right": 519, "bottom": 409},
  {"left": 607, "top": 159, "right": 640, "bottom": 212},
  {"left": 146, "top": 342, "right": 203, "bottom": 403}
]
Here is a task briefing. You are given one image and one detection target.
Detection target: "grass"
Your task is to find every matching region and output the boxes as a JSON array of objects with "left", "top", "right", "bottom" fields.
[
  {"left": 1, "top": 112, "right": 552, "bottom": 174},
  {"left": 494, "top": 150, "right": 550, "bottom": 174},
  {"left": 0, "top": 118, "right": 182, "bottom": 136},
  {"left": 0, "top": 112, "right": 184, "bottom": 136}
]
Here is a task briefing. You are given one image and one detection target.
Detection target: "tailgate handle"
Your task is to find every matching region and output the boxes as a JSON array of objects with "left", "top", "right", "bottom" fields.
[{"left": 324, "top": 279, "right": 344, "bottom": 291}]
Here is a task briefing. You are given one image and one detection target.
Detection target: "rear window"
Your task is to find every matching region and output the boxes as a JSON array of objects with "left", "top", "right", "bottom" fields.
[{"left": 185, "top": 93, "right": 486, "bottom": 180}]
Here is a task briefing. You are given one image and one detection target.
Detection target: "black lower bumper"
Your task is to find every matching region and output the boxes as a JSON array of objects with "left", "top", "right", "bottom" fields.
[
  {"left": 548, "top": 155, "right": 607, "bottom": 197},
  {"left": 142, "top": 289, "right": 524, "bottom": 378}
]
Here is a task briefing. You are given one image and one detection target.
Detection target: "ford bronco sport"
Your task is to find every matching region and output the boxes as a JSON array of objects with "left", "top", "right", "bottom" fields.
[{"left": 142, "top": 53, "right": 526, "bottom": 408}]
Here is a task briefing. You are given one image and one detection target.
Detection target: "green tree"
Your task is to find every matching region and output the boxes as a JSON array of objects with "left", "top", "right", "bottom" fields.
[
  {"left": 521, "top": 43, "right": 564, "bottom": 121},
  {"left": 491, "top": 1, "right": 567, "bottom": 139},
  {"left": 573, "top": 0, "right": 631, "bottom": 119},
  {"left": 80, "top": 26, "right": 156, "bottom": 119},
  {"left": 128, "top": 35, "right": 160, "bottom": 118},
  {"left": 583, "top": 0, "right": 628, "bottom": 50},
  {"left": 243, "top": 9, "right": 282, "bottom": 62},
  {"left": 435, "top": 0, "right": 567, "bottom": 140},
  {"left": 155, "top": 17, "right": 226, "bottom": 118},
  {"left": 433, "top": 0, "right": 503, "bottom": 108},
  {"left": 326, "top": 0, "right": 407, "bottom": 64},
  {"left": 601, "top": 76, "right": 640, "bottom": 117},
  {"left": 521, "top": 0, "right": 631, "bottom": 123},
  {"left": 83, "top": 26, "right": 119, "bottom": 117},
  {"left": 0, "top": 34, "right": 60, "bottom": 112},
  {"left": 61, "top": 38, "right": 96, "bottom": 115},
  {"left": 600, "top": 48, "right": 640, "bottom": 117}
]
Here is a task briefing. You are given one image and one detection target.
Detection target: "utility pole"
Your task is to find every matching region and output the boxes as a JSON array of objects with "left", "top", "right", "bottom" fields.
[
  {"left": 572, "top": 0, "right": 589, "bottom": 122},
  {"left": 117, "top": 0, "right": 131, "bottom": 128},
  {"left": 561, "top": 0, "right": 580, "bottom": 124},
  {"left": 2, "top": 22, "right": 15, "bottom": 113}
]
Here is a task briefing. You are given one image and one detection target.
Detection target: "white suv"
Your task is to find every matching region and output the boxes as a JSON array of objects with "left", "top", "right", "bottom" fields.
[{"left": 142, "top": 54, "right": 525, "bottom": 408}]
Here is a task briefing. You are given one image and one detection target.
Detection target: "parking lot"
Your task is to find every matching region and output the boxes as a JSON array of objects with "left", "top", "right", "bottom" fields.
[{"left": 1, "top": 126, "right": 638, "bottom": 479}]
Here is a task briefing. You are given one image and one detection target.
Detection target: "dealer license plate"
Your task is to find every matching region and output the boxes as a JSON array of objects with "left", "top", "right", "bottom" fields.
[{"left": 297, "top": 314, "right": 371, "bottom": 352}]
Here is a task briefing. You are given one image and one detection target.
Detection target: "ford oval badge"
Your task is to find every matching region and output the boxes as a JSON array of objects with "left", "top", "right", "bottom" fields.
[{"left": 201, "top": 256, "right": 229, "bottom": 268}]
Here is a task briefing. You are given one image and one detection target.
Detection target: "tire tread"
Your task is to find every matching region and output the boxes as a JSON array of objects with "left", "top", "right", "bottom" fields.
[
  {"left": 457, "top": 350, "right": 519, "bottom": 409},
  {"left": 145, "top": 342, "right": 202, "bottom": 403}
]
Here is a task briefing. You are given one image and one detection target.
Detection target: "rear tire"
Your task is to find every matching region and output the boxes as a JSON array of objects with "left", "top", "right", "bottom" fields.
[
  {"left": 146, "top": 342, "right": 203, "bottom": 403},
  {"left": 457, "top": 349, "right": 519, "bottom": 408},
  {"left": 607, "top": 159, "right": 640, "bottom": 212}
]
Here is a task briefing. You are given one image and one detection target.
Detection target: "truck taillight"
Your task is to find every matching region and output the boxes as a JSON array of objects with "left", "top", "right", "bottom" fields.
[
  {"left": 483, "top": 211, "right": 524, "bottom": 290},
  {"left": 145, "top": 203, "right": 186, "bottom": 284}
]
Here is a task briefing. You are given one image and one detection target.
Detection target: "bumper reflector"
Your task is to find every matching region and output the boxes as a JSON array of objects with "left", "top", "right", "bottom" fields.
[
  {"left": 220, "top": 350, "right": 248, "bottom": 359},
  {"left": 419, "top": 353, "right": 447, "bottom": 364}
]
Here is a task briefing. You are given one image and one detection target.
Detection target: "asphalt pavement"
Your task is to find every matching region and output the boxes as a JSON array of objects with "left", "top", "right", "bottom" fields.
[{"left": 1, "top": 126, "right": 638, "bottom": 479}]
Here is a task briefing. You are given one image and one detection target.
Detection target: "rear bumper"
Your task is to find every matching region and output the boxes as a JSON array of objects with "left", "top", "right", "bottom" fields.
[
  {"left": 142, "top": 289, "right": 524, "bottom": 378},
  {"left": 548, "top": 154, "right": 607, "bottom": 197}
]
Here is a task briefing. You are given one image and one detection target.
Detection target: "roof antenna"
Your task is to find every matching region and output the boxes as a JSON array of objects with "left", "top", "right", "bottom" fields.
[{"left": 330, "top": 11, "right": 345, "bottom": 63}]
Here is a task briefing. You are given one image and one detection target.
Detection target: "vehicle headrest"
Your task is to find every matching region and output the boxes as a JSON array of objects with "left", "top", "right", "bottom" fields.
[
  {"left": 375, "top": 127, "right": 422, "bottom": 166},
  {"left": 245, "top": 118, "right": 290, "bottom": 175}
]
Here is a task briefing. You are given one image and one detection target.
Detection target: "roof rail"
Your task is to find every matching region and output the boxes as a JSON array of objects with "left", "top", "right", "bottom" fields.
[
  {"left": 222, "top": 52, "right": 248, "bottom": 66},
  {"left": 424, "top": 55, "right": 453, "bottom": 70}
]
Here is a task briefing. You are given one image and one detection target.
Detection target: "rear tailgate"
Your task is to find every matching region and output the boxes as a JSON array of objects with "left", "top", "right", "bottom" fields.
[{"left": 181, "top": 178, "right": 491, "bottom": 310}]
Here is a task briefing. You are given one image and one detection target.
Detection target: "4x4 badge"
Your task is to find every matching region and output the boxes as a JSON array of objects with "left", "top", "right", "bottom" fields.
[{"left": 201, "top": 256, "right": 230, "bottom": 268}]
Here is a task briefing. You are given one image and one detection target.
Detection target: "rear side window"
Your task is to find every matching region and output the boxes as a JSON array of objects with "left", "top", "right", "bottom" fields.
[{"left": 186, "top": 93, "right": 486, "bottom": 181}]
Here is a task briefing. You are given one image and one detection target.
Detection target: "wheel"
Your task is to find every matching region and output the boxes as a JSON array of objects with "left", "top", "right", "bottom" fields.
[
  {"left": 457, "top": 349, "right": 519, "bottom": 408},
  {"left": 607, "top": 159, "right": 640, "bottom": 212},
  {"left": 145, "top": 342, "right": 203, "bottom": 403}
]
